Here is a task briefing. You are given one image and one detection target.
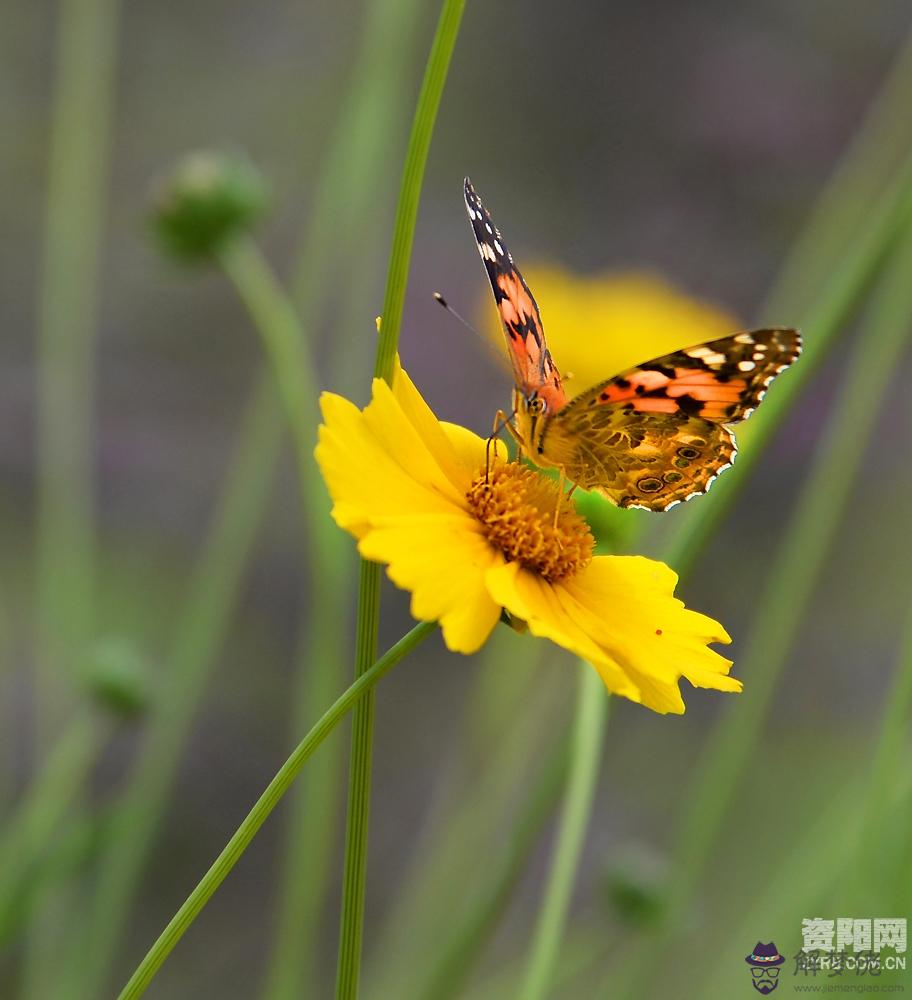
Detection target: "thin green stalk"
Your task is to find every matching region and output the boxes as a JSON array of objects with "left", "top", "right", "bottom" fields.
[
  {"left": 614, "top": 215, "right": 912, "bottom": 998},
  {"left": 28, "top": 0, "right": 119, "bottom": 992},
  {"left": 115, "top": 620, "right": 435, "bottom": 1000},
  {"left": 520, "top": 668, "right": 607, "bottom": 1000},
  {"left": 264, "top": 6, "right": 426, "bottom": 995},
  {"left": 421, "top": 735, "right": 572, "bottom": 1000},
  {"left": 365, "top": 639, "right": 565, "bottom": 1000},
  {"left": 335, "top": 2, "right": 465, "bottom": 997},
  {"left": 0, "top": 713, "right": 106, "bottom": 939},
  {"left": 76, "top": 376, "right": 285, "bottom": 1000},
  {"left": 765, "top": 29, "right": 912, "bottom": 320},
  {"left": 34, "top": 0, "right": 119, "bottom": 716},
  {"left": 855, "top": 604, "right": 912, "bottom": 896}
]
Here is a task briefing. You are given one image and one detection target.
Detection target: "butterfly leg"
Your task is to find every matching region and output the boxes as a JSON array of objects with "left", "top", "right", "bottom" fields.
[
  {"left": 486, "top": 409, "right": 518, "bottom": 482},
  {"left": 553, "top": 465, "right": 567, "bottom": 531}
]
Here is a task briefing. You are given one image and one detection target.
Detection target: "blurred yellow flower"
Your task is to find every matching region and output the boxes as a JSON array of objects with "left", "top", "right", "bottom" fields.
[
  {"left": 479, "top": 265, "right": 739, "bottom": 395},
  {"left": 315, "top": 362, "right": 739, "bottom": 714}
]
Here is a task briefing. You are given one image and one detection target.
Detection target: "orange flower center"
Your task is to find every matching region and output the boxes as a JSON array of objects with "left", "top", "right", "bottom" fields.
[{"left": 466, "top": 464, "right": 594, "bottom": 583}]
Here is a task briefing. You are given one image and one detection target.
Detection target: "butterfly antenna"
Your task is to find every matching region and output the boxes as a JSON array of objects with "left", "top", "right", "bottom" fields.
[{"left": 433, "top": 292, "right": 484, "bottom": 340}]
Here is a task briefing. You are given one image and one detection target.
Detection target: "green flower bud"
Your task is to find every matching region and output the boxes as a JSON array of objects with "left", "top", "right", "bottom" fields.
[
  {"left": 602, "top": 844, "right": 667, "bottom": 925},
  {"left": 84, "top": 636, "right": 154, "bottom": 719},
  {"left": 150, "top": 150, "right": 267, "bottom": 262}
]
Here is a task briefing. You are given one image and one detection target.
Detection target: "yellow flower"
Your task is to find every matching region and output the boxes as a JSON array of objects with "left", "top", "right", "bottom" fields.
[
  {"left": 315, "top": 362, "right": 739, "bottom": 714},
  {"left": 480, "top": 265, "right": 739, "bottom": 396}
]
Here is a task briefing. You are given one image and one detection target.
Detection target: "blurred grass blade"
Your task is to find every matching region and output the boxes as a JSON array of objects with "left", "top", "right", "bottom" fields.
[
  {"left": 115, "top": 621, "right": 435, "bottom": 1000},
  {"left": 27, "top": 0, "right": 120, "bottom": 992},
  {"left": 34, "top": 0, "right": 119, "bottom": 715},
  {"left": 0, "top": 713, "right": 107, "bottom": 942},
  {"left": 520, "top": 667, "right": 607, "bottom": 1000},
  {"left": 615, "top": 215, "right": 912, "bottom": 997},
  {"left": 218, "top": 236, "right": 352, "bottom": 1000},
  {"left": 766, "top": 30, "right": 912, "bottom": 319},
  {"left": 419, "top": 736, "right": 571, "bottom": 1000},
  {"left": 364, "top": 639, "right": 566, "bottom": 999},
  {"left": 265, "top": 2, "right": 426, "bottom": 993},
  {"left": 335, "top": 2, "right": 465, "bottom": 998},
  {"left": 75, "top": 376, "right": 284, "bottom": 1000}
]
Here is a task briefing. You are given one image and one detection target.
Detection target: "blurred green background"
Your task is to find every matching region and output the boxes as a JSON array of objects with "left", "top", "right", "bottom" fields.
[{"left": 2, "top": 1, "right": 912, "bottom": 998}]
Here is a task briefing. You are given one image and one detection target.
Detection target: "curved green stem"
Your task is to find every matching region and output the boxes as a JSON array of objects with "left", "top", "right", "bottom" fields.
[
  {"left": 520, "top": 668, "right": 608, "bottom": 1000},
  {"left": 115, "top": 620, "right": 435, "bottom": 1000},
  {"left": 335, "top": 2, "right": 465, "bottom": 998}
]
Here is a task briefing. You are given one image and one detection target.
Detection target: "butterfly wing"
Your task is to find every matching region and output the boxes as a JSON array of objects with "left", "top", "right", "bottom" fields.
[
  {"left": 464, "top": 178, "right": 567, "bottom": 413},
  {"left": 540, "top": 328, "right": 801, "bottom": 510}
]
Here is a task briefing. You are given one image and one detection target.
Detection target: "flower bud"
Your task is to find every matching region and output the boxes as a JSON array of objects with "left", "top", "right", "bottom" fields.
[
  {"left": 603, "top": 844, "right": 667, "bottom": 925},
  {"left": 150, "top": 150, "right": 267, "bottom": 262},
  {"left": 84, "top": 636, "right": 154, "bottom": 719}
]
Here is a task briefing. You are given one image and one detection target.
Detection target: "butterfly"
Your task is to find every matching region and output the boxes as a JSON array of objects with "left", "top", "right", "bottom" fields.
[{"left": 464, "top": 177, "right": 801, "bottom": 511}]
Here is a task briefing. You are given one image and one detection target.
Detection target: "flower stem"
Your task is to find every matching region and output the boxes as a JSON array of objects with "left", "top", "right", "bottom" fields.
[
  {"left": 335, "top": 1, "right": 465, "bottom": 997},
  {"left": 519, "top": 667, "right": 608, "bottom": 1000},
  {"left": 0, "top": 712, "right": 107, "bottom": 940},
  {"left": 115, "top": 620, "right": 435, "bottom": 1000},
  {"left": 34, "top": 0, "right": 119, "bottom": 721},
  {"left": 420, "top": 734, "right": 572, "bottom": 1000}
]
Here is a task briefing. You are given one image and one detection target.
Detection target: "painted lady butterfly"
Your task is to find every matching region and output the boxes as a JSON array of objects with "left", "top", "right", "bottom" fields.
[{"left": 464, "top": 178, "right": 801, "bottom": 511}]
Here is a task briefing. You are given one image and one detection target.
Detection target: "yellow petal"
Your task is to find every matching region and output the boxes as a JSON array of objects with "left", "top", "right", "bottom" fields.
[
  {"left": 485, "top": 560, "right": 643, "bottom": 703},
  {"left": 316, "top": 392, "right": 460, "bottom": 537},
  {"left": 440, "top": 421, "right": 508, "bottom": 474},
  {"left": 359, "top": 516, "right": 503, "bottom": 653},
  {"left": 486, "top": 554, "right": 737, "bottom": 714}
]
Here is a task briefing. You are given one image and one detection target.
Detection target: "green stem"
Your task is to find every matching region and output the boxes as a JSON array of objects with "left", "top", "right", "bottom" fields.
[
  {"left": 421, "top": 735, "right": 572, "bottom": 1000},
  {"left": 0, "top": 713, "right": 106, "bottom": 939},
  {"left": 264, "top": 8, "right": 426, "bottom": 996},
  {"left": 520, "top": 668, "right": 607, "bottom": 1000},
  {"left": 115, "top": 620, "right": 435, "bottom": 1000},
  {"left": 335, "top": 2, "right": 465, "bottom": 997},
  {"left": 364, "top": 639, "right": 564, "bottom": 1000},
  {"left": 28, "top": 0, "right": 119, "bottom": 992},
  {"left": 76, "top": 376, "right": 284, "bottom": 1000},
  {"left": 34, "top": 0, "right": 119, "bottom": 714},
  {"left": 219, "top": 239, "right": 321, "bottom": 478},
  {"left": 371, "top": 0, "right": 465, "bottom": 385}
]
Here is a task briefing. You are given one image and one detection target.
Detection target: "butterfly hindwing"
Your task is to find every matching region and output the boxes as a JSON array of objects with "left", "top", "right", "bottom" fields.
[{"left": 539, "top": 405, "right": 737, "bottom": 511}]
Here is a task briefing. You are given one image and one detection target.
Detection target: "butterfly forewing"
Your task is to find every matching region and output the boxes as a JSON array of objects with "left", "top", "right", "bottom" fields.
[
  {"left": 584, "top": 328, "right": 802, "bottom": 423},
  {"left": 464, "top": 179, "right": 567, "bottom": 413}
]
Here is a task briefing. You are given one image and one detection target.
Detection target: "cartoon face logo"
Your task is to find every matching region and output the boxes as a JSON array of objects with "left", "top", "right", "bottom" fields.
[{"left": 744, "top": 941, "right": 785, "bottom": 994}]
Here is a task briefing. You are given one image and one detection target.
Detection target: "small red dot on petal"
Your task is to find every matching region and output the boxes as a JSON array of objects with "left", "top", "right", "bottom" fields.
[{"left": 655, "top": 629, "right": 663, "bottom": 635}]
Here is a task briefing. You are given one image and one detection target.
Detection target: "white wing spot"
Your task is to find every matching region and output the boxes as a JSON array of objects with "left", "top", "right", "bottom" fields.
[
  {"left": 734, "top": 333, "right": 754, "bottom": 344},
  {"left": 485, "top": 223, "right": 493, "bottom": 234},
  {"left": 494, "top": 240, "right": 504, "bottom": 256},
  {"left": 737, "top": 360, "right": 756, "bottom": 372}
]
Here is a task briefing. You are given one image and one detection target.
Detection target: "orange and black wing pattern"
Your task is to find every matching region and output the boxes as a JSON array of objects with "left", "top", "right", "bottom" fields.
[{"left": 464, "top": 178, "right": 567, "bottom": 414}]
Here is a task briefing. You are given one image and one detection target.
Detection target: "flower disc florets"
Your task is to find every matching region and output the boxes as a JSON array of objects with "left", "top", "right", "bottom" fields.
[{"left": 466, "top": 464, "right": 594, "bottom": 583}]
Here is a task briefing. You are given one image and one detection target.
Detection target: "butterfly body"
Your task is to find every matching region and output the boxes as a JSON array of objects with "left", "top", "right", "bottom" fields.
[{"left": 465, "top": 178, "right": 801, "bottom": 511}]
